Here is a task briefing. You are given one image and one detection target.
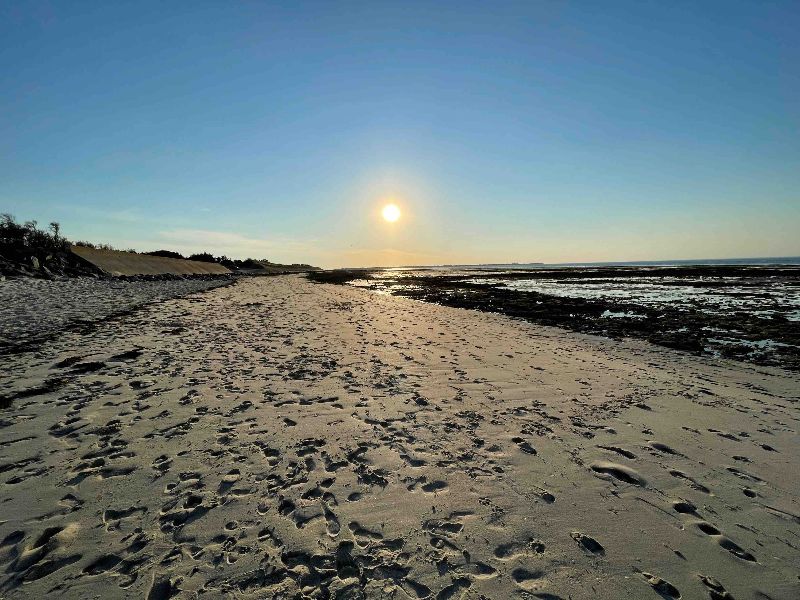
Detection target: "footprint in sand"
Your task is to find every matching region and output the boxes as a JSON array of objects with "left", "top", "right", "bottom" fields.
[
  {"left": 511, "top": 568, "right": 545, "bottom": 591},
  {"left": 323, "top": 493, "right": 340, "bottom": 537},
  {"left": 3, "top": 524, "right": 82, "bottom": 589},
  {"left": 692, "top": 521, "right": 756, "bottom": 562},
  {"left": 668, "top": 469, "right": 710, "bottom": 494},
  {"left": 421, "top": 480, "right": 449, "bottom": 494},
  {"left": 102, "top": 506, "right": 147, "bottom": 531},
  {"left": 598, "top": 445, "right": 636, "bottom": 459},
  {"left": 82, "top": 553, "right": 123, "bottom": 576},
  {"left": 146, "top": 572, "right": 179, "bottom": 600},
  {"left": 217, "top": 469, "right": 240, "bottom": 494},
  {"left": 347, "top": 521, "right": 383, "bottom": 546},
  {"left": 590, "top": 461, "right": 646, "bottom": 486},
  {"left": 647, "top": 441, "right": 683, "bottom": 456},
  {"left": 698, "top": 574, "right": 735, "bottom": 599},
  {"left": 511, "top": 437, "right": 537, "bottom": 455},
  {"left": 570, "top": 532, "right": 605, "bottom": 556},
  {"left": 436, "top": 577, "right": 471, "bottom": 600},
  {"left": 151, "top": 455, "right": 172, "bottom": 474},
  {"left": 671, "top": 500, "right": 699, "bottom": 516},
  {"left": 423, "top": 515, "right": 467, "bottom": 538},
  {"left": 493, "top": 538, "right": 546, "bottom": 560},
  {"left": 640, "top": 571, "right": 681, "bottom": 599},
  {"left": 725, "top": 466, "right": 763, "bottom": 484}
]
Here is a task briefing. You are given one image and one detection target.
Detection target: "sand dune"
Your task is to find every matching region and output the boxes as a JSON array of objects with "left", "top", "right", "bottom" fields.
[
  {"left": 71, "top": 247, "right": 231, "bottom": 276},
  {"left": 0, "top": 275, "right": 798, "bottom": 599}
]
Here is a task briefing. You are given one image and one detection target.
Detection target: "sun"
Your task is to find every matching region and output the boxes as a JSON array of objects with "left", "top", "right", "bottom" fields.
[{"left": 382, "top": 203, "right": 401, "bottom": 223}]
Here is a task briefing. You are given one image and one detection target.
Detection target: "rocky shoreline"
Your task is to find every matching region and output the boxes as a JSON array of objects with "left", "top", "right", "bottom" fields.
[{"left": 309, "top": 266, "right": 800, "bottom": 371}]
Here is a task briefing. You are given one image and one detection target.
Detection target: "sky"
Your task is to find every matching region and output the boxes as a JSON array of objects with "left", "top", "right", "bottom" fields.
[{"left": 1, "top": 1, "right": 798, "bottom": 268}]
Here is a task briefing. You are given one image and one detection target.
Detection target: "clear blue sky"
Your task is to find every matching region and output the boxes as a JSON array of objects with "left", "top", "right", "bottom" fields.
[{"left": 2, "top": 1, "right": 798, "bottom": 267}]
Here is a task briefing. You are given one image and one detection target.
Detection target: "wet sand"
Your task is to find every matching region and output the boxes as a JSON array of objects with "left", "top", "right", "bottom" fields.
[
  {"left": 0, "top": 275, "right": 798, "bottom": 599},
  {"left": 309, "top": 265, "right": 800, "bottom": 370}
]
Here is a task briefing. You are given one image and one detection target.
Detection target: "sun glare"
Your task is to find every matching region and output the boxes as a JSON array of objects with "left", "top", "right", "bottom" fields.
[{"left": 382, "top": 203, "right": 401, "bottom": 223}]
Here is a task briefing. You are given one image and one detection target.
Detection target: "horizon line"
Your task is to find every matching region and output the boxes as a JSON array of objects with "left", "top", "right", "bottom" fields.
[{"left": 334, "top": 255, "right": 800, "bottom": 270}]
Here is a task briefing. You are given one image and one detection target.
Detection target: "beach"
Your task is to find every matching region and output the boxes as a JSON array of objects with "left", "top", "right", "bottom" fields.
[{"left": 1, "top": 274, "right": 798, "bottom": 599}]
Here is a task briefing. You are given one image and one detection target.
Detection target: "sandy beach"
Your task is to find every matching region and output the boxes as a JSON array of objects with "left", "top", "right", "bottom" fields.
[{"left": 1, "top": 275, "right": 798, "bottom": 599}]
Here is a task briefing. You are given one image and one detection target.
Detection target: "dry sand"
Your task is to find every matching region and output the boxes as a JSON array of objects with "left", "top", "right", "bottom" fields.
[
  {"left": 0, "top": 275, "right": 798, "bottom": 599},
  {"left": 0, "top": 277, "right": 231, "bottom": 352}
]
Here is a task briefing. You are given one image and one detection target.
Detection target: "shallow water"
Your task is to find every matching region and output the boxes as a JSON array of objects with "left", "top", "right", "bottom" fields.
[{"left": 477, "top": 276, "right": 800, "bottom": 319}]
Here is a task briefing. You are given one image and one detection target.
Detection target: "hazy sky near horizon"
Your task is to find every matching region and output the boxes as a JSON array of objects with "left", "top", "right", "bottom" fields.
[{"left": 2, "top": 1, "right": 799, "bottom": 267}]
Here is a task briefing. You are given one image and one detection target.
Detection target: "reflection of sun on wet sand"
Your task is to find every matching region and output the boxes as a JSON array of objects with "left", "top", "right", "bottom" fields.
[{"left": 0, "top": 275, "right": 798, "bottom": 598}]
